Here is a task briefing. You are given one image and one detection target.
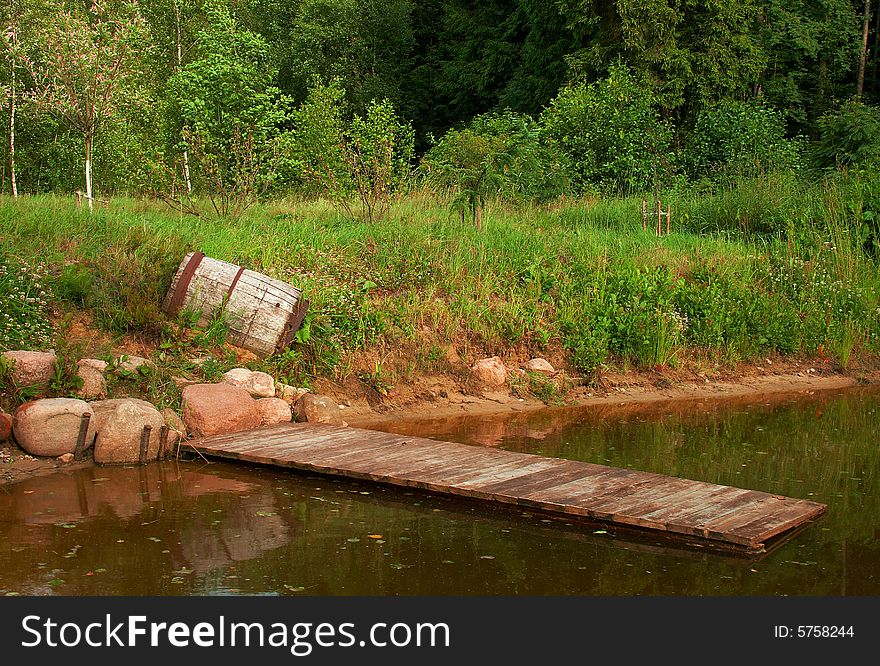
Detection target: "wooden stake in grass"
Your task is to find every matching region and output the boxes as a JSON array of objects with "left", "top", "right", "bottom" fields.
[
  {"left": 667, "top": 204, "right": 671, "bottom": 235},
  {"left": 642, "top": 198, "right": 647, "bottom": 231},
  {"left": 139, "top": 425, "right": 152, "bottom": 465},
  {"left": 657, "top": 199, "right": 662, "bottom": 236}
]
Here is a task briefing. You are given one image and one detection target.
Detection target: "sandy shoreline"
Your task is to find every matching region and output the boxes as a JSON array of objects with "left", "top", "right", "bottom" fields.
[{"left": 2, "top": 365, "right": 879, "bottom": 486}]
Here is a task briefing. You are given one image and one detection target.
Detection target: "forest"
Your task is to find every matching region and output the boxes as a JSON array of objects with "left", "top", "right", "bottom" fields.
[
  {"left": 3, "top": 0, "right": 880, "bottom": 203},
  {"left": 2, "top": 0, "right": 880, "bottom": 396}
]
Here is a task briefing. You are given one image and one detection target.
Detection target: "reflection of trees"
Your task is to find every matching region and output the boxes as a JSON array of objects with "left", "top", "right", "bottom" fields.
[{"left": 1, "top": 389, "right": 878, "bottom": 596}]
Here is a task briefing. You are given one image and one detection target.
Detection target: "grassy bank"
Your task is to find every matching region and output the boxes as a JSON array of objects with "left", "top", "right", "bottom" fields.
[{"left": 1, "top": 179, "right": 879, "bottom": 410}]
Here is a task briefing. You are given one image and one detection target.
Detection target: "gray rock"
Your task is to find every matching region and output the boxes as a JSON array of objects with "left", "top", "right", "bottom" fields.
[
  {"left": 1, "top": 350, "right": 56, "bottom": 387},
  {"left": 181, "top": 383, "right": 261, "bottom": 437},
  {"left": 13, "top": 398, "right": 96, "bottom": 457}
]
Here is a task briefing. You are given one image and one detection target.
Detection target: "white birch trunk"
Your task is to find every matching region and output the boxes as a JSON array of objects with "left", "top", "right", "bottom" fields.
[{"left": 85, "top": 133, "right": 93, "bottom": 212}]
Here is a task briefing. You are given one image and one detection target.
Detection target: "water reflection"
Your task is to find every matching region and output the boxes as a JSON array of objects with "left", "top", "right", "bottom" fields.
[{"left": 1, "top": 387, "right": 878, "bottom": 595}]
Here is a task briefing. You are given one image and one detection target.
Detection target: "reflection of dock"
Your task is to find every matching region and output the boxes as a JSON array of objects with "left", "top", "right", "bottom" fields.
[{"left": 187, "top": 423, "right": 827, "bottom": 554}]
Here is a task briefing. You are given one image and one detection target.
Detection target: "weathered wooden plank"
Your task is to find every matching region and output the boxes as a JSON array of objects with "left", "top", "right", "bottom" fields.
[{"left": 187, "top": 424, "right": 826, "bottom": 553}]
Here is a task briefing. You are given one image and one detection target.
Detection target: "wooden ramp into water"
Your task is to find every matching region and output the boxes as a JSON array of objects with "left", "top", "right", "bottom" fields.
[{"left": 187, "top": 423, "right": 826, "bottom": 553}]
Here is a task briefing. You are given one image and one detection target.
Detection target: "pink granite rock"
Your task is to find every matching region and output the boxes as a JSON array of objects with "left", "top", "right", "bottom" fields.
[{"left": 181, "top": 383, "right": 261, "bottom": 437}]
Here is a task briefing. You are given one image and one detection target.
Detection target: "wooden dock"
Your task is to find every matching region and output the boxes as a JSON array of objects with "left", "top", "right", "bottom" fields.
[{"left": 186, "top": 423, "right": 826, "bottom": 553}]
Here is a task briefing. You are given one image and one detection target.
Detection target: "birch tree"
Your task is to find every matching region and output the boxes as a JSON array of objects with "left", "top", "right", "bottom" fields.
[{"left": 23, "top": 0, "right": 145, "bottom": 210}]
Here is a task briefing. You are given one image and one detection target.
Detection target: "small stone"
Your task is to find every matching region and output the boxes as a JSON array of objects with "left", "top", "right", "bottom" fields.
[
  {"left": 56, "top": 453, "right": 74, "bottom": 464},
  {"left": 222, "top": 368, "right": 276, "bottom": 398},
  {"left": 181, "top": 383, "right": 261, "bottom": 437},
  {"left": 1, "top": 350, "right": 57, "bottom": 387},
  {"left": 471, "top": 356, "right": 508, "bottom": 387},
  {"left": 256, "top": 398, "right": 293, "bottom": 426},
  {"left": 523, "top": 358, "right": 555, "bottom": 375},
  {"left": 116, "top": 355, "right": 156, "bottom": 373},
  {"left": 276, "top": 383, "right": 310, "bottom": 405},
  {"left": 13, "top": 398, "right": 96, "bottom": 457},
  {"left": 294, "top": 394, "right": 343, "bottom": 425},
  {"left": 76, "top": 358, "right": 108, "bottom": 399}
]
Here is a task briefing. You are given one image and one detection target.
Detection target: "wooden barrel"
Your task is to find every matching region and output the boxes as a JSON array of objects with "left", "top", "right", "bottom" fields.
[{"left": 163, "top": 252, "right": 309, "bottom": 357}]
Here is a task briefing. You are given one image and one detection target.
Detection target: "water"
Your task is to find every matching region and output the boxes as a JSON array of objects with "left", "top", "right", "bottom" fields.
[{"left": 1, "top": 388, "right": 878, "bottom": 595}]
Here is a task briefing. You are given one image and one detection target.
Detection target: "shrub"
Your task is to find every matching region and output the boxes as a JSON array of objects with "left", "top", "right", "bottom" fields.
[
  {"left": 422, "top": 110, "right": 571, "bottom": 225},
  {"left": 540, "top": 63, "right": 672, "bottom": 194},
  {"left": 812, "top": 99, "right": 880, "bottom": 170},
  {"left": 686, "top": 101, "right": 803, "bottom": 181}
]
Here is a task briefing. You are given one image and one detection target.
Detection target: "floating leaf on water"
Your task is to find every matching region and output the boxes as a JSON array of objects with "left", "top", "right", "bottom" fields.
[
  {"left": 95, "top": 568, "right": 107, "bottom": 574},
  {"left": 399, "top": 536, "right": 410, "bottom": 541},
  {"left": 593, "top": 530, "right": 607, "bottom": 535},
  {"left": 255, "top": 511, "right": 277, "bottom": 517},
  {"left": 147, "top": 537, "right": 161, "bottom": 542},
  {"left": 390, "top": 563, "right": 409, "bottom": 570},
  {"left": 161, "top": 550, "right": 170, "bottom": 554},
  {"left": 367, "top": 534, "right": 383, "bottom": 539},
  {"left": 441, "top": 560, "right": 454, "bottom": 565},
  {"left": 5, "top": 592, "right": 20, "bottom": 596},
  {"left": 48, "top": 579, "right": 64, "bottom": 587},
  {"left": 116, "top": 539, "right": 125, "bottom": 543},
  {"left": 172, "top": 568, "right": 193, "bottom": 576},
  {"left": 56, "top": 523, "right": 76, "bottom": 529},
  {"left": 347, "top": 538, "right": 360, "bottom": 543},
  {"left": 170, "top": 577, "right": 184, "bottom": 584},
  {"left": 479, "top": 555, "right": 495, "bottom": 560},
  {"left": 283, "top": 585, "right": 306, "bottom": 592},
  {"left": 91, "top": 478, "right": 110, "bottom": 483}
]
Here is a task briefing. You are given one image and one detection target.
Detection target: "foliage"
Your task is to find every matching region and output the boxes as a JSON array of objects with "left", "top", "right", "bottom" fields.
[
  {"left": 541, "top": 64, "right": 672, "bottom": 193},
  {"left": 20, "top": 0, "right": 148, "bottom": 204},
  {"left": 686, "top": 101, "right": 804, "bottom": 181},
  {"left": 422, "top": 110, "right": 570, "bottom": 225},
  {"left": 812, "top": 99, "right": 880, "bottom": 170}
]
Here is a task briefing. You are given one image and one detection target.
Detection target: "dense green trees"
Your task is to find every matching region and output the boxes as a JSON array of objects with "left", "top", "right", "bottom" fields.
[{"left": 3, "top": 0, "right": 880, "bottom": 205}]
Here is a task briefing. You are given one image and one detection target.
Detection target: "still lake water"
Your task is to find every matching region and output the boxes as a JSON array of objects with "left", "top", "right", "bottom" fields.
[{"left": 1, "top": 388, "right": 878, "bottom": 595}]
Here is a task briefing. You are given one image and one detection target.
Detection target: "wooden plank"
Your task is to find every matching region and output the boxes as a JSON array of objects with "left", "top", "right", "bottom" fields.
[{"left": 189, "top": 424, "right": 827, "bottom": 553}]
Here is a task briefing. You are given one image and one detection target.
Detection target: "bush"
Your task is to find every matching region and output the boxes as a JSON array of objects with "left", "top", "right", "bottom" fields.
[
  {"left": 686, "top": 101, "right": 803, "bottom": 181},
  {"left": 812, "top": 99, "right": 880, "bottom": 170},
  {"left": 540, "top": 64, "right": 672, "bottom": 194},
  {"left": 422, "top": 110, "right": 571, "bottom": 220}
]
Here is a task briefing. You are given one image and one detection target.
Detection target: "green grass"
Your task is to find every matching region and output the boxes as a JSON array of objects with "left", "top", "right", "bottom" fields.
[{"left": 1, "top": 176, "right": 878, "bottom": 402}]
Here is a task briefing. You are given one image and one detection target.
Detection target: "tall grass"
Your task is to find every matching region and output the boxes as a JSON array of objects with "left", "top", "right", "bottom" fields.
[{"left": 1, "top": 172, "right": 878, "bottom": 387}]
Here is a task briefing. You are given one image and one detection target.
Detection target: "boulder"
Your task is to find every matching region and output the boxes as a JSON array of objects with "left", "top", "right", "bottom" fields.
[
  {"left": 56, "top": 453, "right": 74, "bottom": 464},
  {"left": 76, "top": 358, "right": 108, "bottom": 399},
  {"left": 523, "top": 358, "right": 555, "bottom": 376},
  {"left": 471, "top": 356, "right": 508, "bottom": 387},
  {"left": 13, "top": 398, "right": 96, "bottom": 457},
  {"left": 294, "top": 394, "right": 343, "bottom": 425},
  {"left": 222, "top": 368, "right": 276, "bottom": 398},
  {"left": 94, "top": 401, "right": 165, "bottom": 464},
  {"left": 181, "top": 383, "right": 261, "bottom": 437},
  {"left": 0, "top": 410, "right": 12, "bottom": 442},
  {"left": 89, "top": 398, "right": 158, "bottom": 434},
  {"left": 256, "top": 398, "right": 293, "bottom": 426},
  {"left": 1, "top": 350, "right": 56, "bottom": 387}
]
